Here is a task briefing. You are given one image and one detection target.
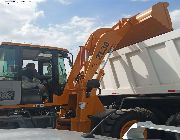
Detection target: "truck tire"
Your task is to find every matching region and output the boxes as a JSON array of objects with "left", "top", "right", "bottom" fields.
[
  {"left": 165, "top": 112, "right": 180, "bottom": 140},
  {"left": 101, "top": 107, "right": 159, "bottom": 139}
]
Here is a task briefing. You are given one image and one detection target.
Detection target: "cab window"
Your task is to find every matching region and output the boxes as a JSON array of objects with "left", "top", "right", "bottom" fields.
[
  {"left": 43, "top": 63, "right": 52, "bottom": 76},
  {"left": 0, "top": 47, "right": 18, "bottom": 80},
  {"left": 58, "top": 56, "right": 67, "bottom": 85}
]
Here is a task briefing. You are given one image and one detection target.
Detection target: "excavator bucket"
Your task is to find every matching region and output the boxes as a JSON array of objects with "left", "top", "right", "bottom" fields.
[{"left": 114, "top": 2, "right": 172, "bottom": 50}]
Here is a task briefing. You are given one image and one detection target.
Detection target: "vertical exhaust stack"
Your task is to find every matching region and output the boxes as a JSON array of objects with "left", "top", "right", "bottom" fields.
[{"left": 115, "top": 2, "right": 173, "bottom": 50}]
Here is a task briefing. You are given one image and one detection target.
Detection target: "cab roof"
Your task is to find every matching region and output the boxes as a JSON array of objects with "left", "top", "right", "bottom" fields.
[{"left": 1, "top": 42, "right": 69, "bottom": 53}]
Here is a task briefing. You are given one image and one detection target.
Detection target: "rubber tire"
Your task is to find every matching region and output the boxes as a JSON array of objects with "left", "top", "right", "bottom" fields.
[
  {"left": 165, "top": 112, "right": 180, "bottom": 140},
  {"left": 101, "top": 107, "right": 160, "bottom": 139}
]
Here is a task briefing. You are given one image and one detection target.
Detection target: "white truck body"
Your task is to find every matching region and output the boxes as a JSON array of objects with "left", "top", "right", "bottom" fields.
[{"left": 100, "top": 28, "right": 180, "bottom": 95}]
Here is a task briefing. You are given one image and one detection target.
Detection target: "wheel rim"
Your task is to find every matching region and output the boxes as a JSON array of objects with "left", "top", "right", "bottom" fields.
[{"left": 119, "top": 120, "right": 148, "bottom": 139}]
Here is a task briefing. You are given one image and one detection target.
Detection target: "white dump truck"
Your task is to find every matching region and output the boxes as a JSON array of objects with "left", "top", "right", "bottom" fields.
[{"left": 98, "top": 28, "right": 180, "bottom": 139}]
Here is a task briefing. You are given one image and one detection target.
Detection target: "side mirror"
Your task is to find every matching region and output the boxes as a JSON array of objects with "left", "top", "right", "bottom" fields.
[{"left": 86, "top": 79, "right": 101, "bottom": 97}]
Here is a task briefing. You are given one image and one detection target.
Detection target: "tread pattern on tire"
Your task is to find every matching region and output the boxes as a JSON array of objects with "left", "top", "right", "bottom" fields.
[
  {"left": 100, "top": 107, "right": 158, "bottom": 138},
  {"left": 165, "top": 112, "right": 180, "bottom": 140},
  {"left": 166, "top": 112, "right": 180, "bottom": 126}
]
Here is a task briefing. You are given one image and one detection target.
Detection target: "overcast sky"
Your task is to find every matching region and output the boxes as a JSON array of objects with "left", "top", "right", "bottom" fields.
[{"left": 0, "top": 0, "right": 180, "bottom": 55}]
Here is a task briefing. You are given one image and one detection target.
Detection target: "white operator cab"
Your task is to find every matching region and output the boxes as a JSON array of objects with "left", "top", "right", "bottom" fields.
[{"left": 0, "top": 42, "right": 72, "bottom": 106}]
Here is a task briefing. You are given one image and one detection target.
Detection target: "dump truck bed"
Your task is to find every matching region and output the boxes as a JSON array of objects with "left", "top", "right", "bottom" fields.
[{"left": 100, "top": 28, "right": 180, "bottom": 95}]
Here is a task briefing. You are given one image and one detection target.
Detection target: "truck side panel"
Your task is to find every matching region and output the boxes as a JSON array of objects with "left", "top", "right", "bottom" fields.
[{"left": 101, "top": 28, "right": 180, "bottom": 95}]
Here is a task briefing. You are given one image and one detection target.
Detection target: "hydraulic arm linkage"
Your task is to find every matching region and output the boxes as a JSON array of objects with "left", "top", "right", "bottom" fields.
[{"left": 56, "top": 2, "right": 172, "bottom": 132}]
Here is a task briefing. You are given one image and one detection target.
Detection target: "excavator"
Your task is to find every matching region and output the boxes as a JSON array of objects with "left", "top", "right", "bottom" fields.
[{"left": 0, "top": 2, "right": 173, "bottom": 139}]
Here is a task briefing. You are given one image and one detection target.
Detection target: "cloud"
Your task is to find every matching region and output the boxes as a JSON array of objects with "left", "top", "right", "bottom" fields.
[
  {"left": 0, "top": 1, "right": 99, "bottom": 55},
  {"left": 56, "top": 0, "right": 72, "bottom": 5},
  {"left": 0, "top": 0, "right": 45, "bottom": 34},
  {"left": 8, "top": 16, "right": 98, "bottom": 52},
  {"left": 170, "top": 9, "right": 180, "bottom": 29}
]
